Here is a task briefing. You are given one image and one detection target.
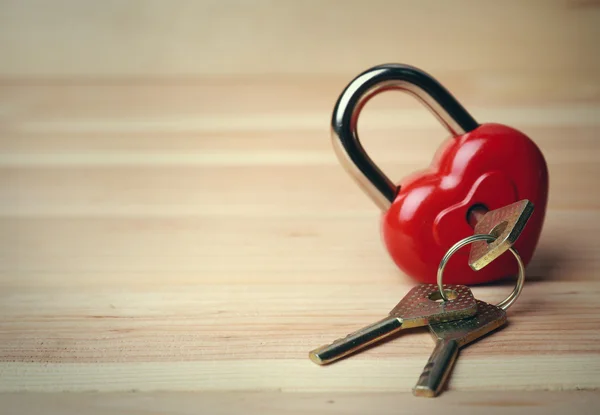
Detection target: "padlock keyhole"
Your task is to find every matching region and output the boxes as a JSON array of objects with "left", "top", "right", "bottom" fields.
[{"left": 466, "top": 204, "right": 489, "bottom": 228}]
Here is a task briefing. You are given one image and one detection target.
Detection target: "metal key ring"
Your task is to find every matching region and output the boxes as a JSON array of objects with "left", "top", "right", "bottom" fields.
[{"left": 436, "top": 234, "right": 525, "bottom": 311}]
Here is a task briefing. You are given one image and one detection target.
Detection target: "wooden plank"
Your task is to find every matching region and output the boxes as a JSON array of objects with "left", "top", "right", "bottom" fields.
[
  {"left": 0, "top": 0, "right": 599, "bottom": 76},
  {"left": 0, "top": 164, "right": 598, "bottom": 218},
  {"left": 1, "top": 391, "right": 599, "bottom": 415},
  {"left": 1, "top": 79, "right": 599, "bottom": 134},
  {"left": 0, "top": 126, "right": 599, "bottom": 160},
  {"left": 1, "top": 281, "right": 599, "bottom": 370},
  {"left": 0, "top": 210, "right": 597, "bottom": 282},
  {"left": 1, "top": 355, "right": 600, "bottom": 393}
]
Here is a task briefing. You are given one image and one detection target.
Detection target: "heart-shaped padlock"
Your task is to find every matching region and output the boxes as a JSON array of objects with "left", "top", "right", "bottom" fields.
[{"left": 331, "top": 64, "right": 549, "bottom": 285}]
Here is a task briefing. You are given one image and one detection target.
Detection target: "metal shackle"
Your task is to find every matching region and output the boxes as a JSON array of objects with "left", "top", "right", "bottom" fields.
[{"left": 331, "top": 63, "right": 480, "bottom": 211}]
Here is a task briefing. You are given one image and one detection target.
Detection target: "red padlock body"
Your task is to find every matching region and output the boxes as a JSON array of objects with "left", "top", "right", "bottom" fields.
[{"left": 381, "top": 123, "right": 549, "bottom": 285}]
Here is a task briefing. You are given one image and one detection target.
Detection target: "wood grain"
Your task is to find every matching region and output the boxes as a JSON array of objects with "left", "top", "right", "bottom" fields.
[{"left": 1, "top": 0, "right": 600, "bottom": 413}]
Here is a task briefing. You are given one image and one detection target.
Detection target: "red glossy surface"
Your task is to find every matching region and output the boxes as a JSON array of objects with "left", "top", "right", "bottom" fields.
[{"left": 381, "top": 123, "right": 549, "bottom": 285}]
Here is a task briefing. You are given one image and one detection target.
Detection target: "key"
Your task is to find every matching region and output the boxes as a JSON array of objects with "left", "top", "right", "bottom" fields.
[
  {"left": 413, "top": 299, "right": 507, "bottom": 397},
  {"left": 309, "top": 284, "right": 477, "bottom": 365},
  {"left": 468, "top": 199, "right": 534, "bottom": 270}
]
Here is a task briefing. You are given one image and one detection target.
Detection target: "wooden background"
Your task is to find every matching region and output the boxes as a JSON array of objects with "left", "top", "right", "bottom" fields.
[{"left": 1, "top": 0, "right": 599, "bottom": 413}]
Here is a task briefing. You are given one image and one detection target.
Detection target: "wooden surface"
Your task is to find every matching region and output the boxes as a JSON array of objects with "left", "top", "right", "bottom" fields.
[{"left": 1, "top": 0, "right": 600, "bottom": 413}]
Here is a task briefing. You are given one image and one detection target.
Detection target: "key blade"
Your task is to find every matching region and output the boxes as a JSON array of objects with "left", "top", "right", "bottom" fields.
[
  {"left": 389, "top": 284, "right": 477, "bottom": 328},
  {"left": 428, "top": 300, "right": 507, "bottom": 347},
  {"left": 468, "top": 199, "right": 535, "bottom": 270},
  {"left": 414, "top": 300, "right": 507, "bottom": 398},
  {"left": 308, "top": 316, "right": 402, "bottom": 365},
  {"left": 413, "top": 339, "right": 459, "bottom": 398}
]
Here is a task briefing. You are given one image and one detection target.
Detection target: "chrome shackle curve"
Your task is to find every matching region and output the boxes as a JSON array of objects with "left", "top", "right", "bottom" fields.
[{"left": 331, "top": 63, "right": 480, "bottom": 211}]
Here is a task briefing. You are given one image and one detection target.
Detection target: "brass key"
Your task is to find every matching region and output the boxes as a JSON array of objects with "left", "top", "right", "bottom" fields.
[
  {"left": 468, "top": 199, "right": 534, "bottom": 270},
  {"left": 413, "top": 299, "right": 507, "bottom": 397},
  {"left": 309, "top": 284, "right": 477, "bottom": 365}
]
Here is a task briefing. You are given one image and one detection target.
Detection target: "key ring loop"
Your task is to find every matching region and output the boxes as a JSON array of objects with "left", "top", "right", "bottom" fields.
[{"left": 437, "top": 234, "right": 525, "bottom": 311}]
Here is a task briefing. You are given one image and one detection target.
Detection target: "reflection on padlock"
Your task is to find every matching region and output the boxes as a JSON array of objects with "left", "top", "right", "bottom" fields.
[{"left": 331, "top": 63, "right": 548, "bottom": 285}]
